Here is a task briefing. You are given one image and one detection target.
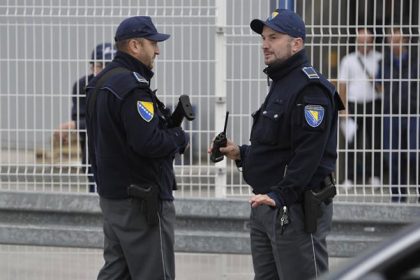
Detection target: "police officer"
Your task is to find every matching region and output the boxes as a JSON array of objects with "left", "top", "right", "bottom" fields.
[
  {"left": 211, "top": 9, "right": 343, "bottom": 279},
  {"left": 54, "top": 43, "right": 115, "bottom": 192},
  {"left": 86, "top": 16, "right": 188, "bottom": 279}
]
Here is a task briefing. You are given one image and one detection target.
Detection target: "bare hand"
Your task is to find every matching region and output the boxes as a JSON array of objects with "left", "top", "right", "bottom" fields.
[
  {"left": 249, "top": 194, "right": 276, "bottom": 208},
  {"left": 339, "top": 109, "right": 347, "bottom": 116},
  {"left": 207, "top": 138, "right": 240, "bottom": 161}
]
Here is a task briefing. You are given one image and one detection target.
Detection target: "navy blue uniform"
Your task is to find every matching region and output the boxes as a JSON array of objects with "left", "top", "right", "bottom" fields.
[
  {"left": 71, "top": 74, "right": 94, "bottom": 190},
  {"left": 86, "top": 51, "right": 187, "bottom": 280},
  {"left": 71, "top": 75, "right": 91, "bottom": 132},
  {"left": 89, "top": 17, "right": 179, "bottom": 280},
  {"left": 240, "top": 50, "right": 343, "bottom": 280},
  {"left": 86, "top": 51, "right": 188, "bottom": 200},
  {"left": 239, "top": 49, "right": 340, "bottom": 207}
]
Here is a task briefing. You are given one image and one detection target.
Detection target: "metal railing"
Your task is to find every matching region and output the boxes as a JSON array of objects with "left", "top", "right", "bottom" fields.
[{"left": 0, "top": 0, "right": 418, "bottom": 202}]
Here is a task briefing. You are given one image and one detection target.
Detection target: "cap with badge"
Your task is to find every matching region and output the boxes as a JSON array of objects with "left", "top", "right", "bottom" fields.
[
  {"left": 114, "top": 16, "right": 170, "bottom": 42},
  {"left": 90, "top": 42, "right": 116, "bottom": 63},
  {"left": 250, "top": 9, "right": 306, "bottom": 41}
]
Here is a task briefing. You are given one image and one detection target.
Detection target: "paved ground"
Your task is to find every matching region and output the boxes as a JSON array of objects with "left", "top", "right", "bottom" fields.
[{"left": 0, "top": 245, "right": 348, "bottom": 280}]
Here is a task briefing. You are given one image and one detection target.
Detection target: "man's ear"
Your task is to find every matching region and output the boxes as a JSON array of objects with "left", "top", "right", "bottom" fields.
[
  {"left": 128, "top": 39, "right": 142, "bottom": 55},
  {"left": 292, "top": 38, "right": 304, "bottom": 53}
]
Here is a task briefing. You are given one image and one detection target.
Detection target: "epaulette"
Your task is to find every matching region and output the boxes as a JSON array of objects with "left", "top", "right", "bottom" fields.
[
  {"left": 301, "top": 66, "right": 341, "bottom": 108},
  {"left": 103, "top": 71, "right": 150, "bottom": 100},
  {"left": 302, "top": 66, "right": 320, "bottom": 79},
  {"left": 132, "top": 72, "right": 149, "bottom": 85}
]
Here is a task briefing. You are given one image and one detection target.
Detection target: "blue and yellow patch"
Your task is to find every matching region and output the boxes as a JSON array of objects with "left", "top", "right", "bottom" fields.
[
  {"left": 268, "top": 10, "right": 279, "bottom": 20},
  {"left": 304, "top": 105, "right": 324, "bottom": 127},
  {"left": 137, "top": 101, "right": 154, "bottom": 122}
]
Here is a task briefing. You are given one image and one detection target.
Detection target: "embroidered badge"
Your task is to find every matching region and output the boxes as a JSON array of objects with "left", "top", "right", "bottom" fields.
[
  {"left": 133, "top": 72, "right": 149, "bottom": 85},
  {"left": 304, "top": 105, "right": 324, "bottom": 127},
  {"left": 269, "top": 10, "right": 279, "bottom": 20},
  {"left": 137, "top": 101, "right": 154, "bottom": 122}
]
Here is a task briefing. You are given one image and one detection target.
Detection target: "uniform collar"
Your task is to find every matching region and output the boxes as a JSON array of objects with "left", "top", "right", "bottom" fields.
[
  {"left": 263, "top": 49, "right": 308, "bottom": 81},
  {"left": 112, "top": 51, "right": 154, "bottom": 82}
]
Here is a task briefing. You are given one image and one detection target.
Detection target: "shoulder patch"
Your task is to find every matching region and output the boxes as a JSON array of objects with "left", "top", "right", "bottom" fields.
[
  {"left": 133, "top": 72, "right": 149, "bottom": 85},
  {"left": 304, "top": 104, "right": 324, "bottom": 127},
  {"left": 302, "top": 67, "right": 319, "bottom": 79},
  {"left": 137, "top": 101, "right": 154, "bottom": 122}
]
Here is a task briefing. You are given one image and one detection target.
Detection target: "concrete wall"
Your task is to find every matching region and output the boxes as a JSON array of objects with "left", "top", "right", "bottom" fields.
[{"left": 1, "top": 191, "right": 419, "bottom": 257}]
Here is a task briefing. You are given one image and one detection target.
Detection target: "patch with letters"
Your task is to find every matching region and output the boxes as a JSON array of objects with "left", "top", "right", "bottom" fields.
[
  {"left": 137, "top": 101, "right": 154, "bottom": 122},
  {"left": 302, "top": 67, "right": 319, "bottom": 79},
  {"left": 304, "top": 105, "right": 324, "bottom": 127}
]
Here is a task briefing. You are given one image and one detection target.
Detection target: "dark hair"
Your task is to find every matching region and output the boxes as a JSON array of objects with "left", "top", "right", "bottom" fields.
[
  {"left": 115, "top": 38, "right": 144, "bottom": 52},
  {"left": 115, "top": 39, "right": 130, "bottom": 51}
]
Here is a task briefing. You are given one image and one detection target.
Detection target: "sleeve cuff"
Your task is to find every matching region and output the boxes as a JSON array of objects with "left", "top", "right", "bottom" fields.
[
  {"left": 77, "top": 120, "right": 86, "bottom": 130},
  {"left": 239, "top": 145, "right": 249, "bottom": 162},
  {"left": 267, "top": 191, "right": 284, "bottom": 208},
  {"left": 170, "top": 127, "right": 188, "bottom": 153}
]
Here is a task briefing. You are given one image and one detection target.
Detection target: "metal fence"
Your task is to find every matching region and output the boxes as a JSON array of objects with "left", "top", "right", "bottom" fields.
[{"left": 0, "top": 0, "right": 419, "bottom": 201}]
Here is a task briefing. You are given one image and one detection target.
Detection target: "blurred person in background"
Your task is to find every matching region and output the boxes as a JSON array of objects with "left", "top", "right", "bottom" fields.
[
  {"left": 338, "top": 28, "right": 382, "bottom": 189},
  {"left": 377, "top": 27, "right": 419, "bottom": 200},
  {"left": 54, "top": 43, "right": 116, "bottom": 192}
]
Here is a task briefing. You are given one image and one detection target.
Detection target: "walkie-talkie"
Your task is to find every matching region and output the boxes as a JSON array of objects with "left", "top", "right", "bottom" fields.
[{"left": 210, "top": 111, "right": 229, "bottom": 163}]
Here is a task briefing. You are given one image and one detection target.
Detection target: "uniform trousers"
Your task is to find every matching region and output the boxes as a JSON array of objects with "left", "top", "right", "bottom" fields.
[
  {"left": 98, "top": 197, "right": 175, "bottom": 280},
  {"left": 250, "top": 202, "right": 332, "bottom": 280},
  {"left": 383, "top": 116, "right": 420, "bottom": 199}
]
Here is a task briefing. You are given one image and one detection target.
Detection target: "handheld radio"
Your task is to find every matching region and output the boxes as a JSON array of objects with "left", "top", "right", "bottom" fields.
[{"left": 210, "top": 111, "right": 229, "bottom": 163}]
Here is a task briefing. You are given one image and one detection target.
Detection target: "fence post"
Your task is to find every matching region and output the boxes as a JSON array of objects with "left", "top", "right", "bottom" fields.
[{"left": 214, "top": 0, "right": 227, "bottom": 198}]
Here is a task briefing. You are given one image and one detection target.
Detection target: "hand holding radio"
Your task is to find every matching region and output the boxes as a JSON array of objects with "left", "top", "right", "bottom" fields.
[{"left": 210, "top": 111, "right": 229, "bottom": 163}]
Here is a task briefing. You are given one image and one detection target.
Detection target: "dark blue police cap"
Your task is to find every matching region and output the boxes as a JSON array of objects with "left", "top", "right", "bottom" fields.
[
  {"left": 250, "top": 9, "right": 306, "bottom": 41},
  {"left": 91, "top": 42, "right": 116, "bottom": 62},
  {"left": 114, "top": 16, "right": 170, "bottom": 42}
]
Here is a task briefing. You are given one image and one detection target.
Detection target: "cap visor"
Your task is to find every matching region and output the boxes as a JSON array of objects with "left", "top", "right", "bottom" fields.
[
  {"left": 250, "top": 19, "right": 288, "bottom": 35},
  {"left": 250, "top": 19, "right": 265, "bottom": 34},
  {"left": 145, "top": 33, "right": 170, "bottom": 42}
]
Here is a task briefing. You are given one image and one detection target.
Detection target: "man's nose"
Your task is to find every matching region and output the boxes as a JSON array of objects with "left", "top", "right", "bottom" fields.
[{"left": 262, "top": 39, "right": 269, "bottom": 49}]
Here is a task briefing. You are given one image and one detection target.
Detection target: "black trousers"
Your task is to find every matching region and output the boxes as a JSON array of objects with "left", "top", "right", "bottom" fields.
[
  {"left": 250, "top": 202, "right": 332, "bottom": 280},
  {"left": 98, "top": 197, "right": 175, "bottom": 280},
  {"left": 346, "top": 99, "right": 382, "bottom": 183}
]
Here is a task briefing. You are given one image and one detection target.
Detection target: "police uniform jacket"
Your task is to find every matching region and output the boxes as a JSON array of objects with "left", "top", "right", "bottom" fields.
[
  {"left": 71, "top": 74, "right": 92, "bottom": 131},
  {"left": 239, "top": 50, "right": 342, "bottom": 207},
  {"left": 86, "top": 51, "right": 188, "bottom": 200},
  {"left": 71, "top": 74, "right": 93, "bottom": 165}
]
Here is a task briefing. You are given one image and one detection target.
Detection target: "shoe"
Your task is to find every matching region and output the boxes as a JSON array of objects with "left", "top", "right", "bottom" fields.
[
  {"left": 340, "top": 179, "right": 354, "bottom": 190},
  {"left": 369, "top": 177, "right": 382, "bottom": 191}
]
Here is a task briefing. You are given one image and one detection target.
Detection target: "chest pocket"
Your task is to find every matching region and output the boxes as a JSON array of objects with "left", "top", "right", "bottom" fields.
[{"left": 251, "top": 99, "right": 285, "bottom": 145}]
